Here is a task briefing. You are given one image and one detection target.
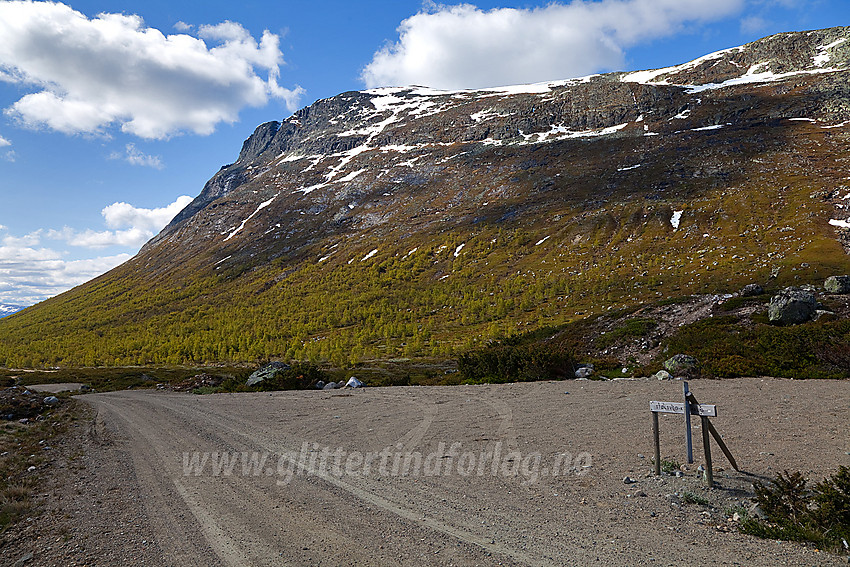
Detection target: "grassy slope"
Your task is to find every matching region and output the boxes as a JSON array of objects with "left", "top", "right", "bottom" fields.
[{"left": 2, "top": 114, "right": 850, "bottom": 369}]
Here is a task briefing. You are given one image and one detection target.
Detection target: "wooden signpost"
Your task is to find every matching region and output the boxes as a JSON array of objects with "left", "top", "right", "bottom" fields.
[{"left": 650, "top": 381, "right": 738, "bottom": 488}]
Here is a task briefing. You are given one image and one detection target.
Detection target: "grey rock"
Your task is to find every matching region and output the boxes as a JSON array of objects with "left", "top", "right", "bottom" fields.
[
  {"left": 740, "top": 283, "right": 764, "bottom": 297},
  {"left": 825, "top": 275, "right": 850, "bottom": 294},
  {"left": 13, "top": 552, "right": 33, "bottom": 567},
  {"left": 322, "top": 382, "right": 339, "bottom": 390},
  {"left": 663, "top": 354, "right": 698, "bottom": 376},
  {"left": 575, "top": 366, "right": 594, "bottom": 379},
  {"left": 344, "top": 376, "right": 363, "bottom": 388},
  {"left": 623, "top": 476, "right": 637, "bottom": 484},
  {"left": 42, "top": 396, "right": 59, "bottom": 406},
  {"left": 315, "top": 380, "right": 326, "bottom": 390},
  {"left": 768, "top": 287, "right": 817, "bottom": 325},
  {"left": 246, "top": 361, "right": 291, "bottom": 387},
  {"left": 653, "top": 370, "right": 672, "bottom": 381}
]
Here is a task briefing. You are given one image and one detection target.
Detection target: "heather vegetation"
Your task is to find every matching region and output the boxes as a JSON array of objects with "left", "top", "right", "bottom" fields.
[
  {"left": 1, "top": 183, "right": 847, "bottom": 372},
  {"left": 740, "top": 467, "right": 850, "bottom": 553}
]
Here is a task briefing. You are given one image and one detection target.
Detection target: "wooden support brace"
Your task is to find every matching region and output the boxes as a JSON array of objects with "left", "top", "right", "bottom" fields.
[{"left": 687, "top": 392, "right": 739, "bottom": 472}]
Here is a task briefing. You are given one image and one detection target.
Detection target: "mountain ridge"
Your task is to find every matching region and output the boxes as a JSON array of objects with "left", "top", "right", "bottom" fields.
[{"left": 4, "top": 26, "right": 850, "bottom": 367}]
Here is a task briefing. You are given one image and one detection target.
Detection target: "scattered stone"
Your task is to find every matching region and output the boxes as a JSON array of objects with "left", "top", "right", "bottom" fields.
[
  {"left": 768, "top": 287, "right": 816, "bottom": 325},
  {"left": 344, "top": 377, "right": 364, "bottom": 388},
  {"left": 80, "top": 384, "right": 92, "bottom": 392},
  {"left": 623, "top": 476, "right": 637, "bottom": 484},
  {"left": 575, "top": 365, "right": 594, "bottom": 379},
  {"left": 27, "top": 466, "right": 36, "bottom": 472},
  {"left": 172, "top": 373, "right": 224, "bottom": 392},
  {"left": 322, "top": 382, "right": 339, "bottom": 390},
  {"left": 315, "top": 381, "right": 326, "bottom": 390},
  {"left": 13, "top": 552, "right": 33, "bottom": 567},
  {"left": 740, "top": 283, "right": 764, "bottom": 297},
  {"left": 663, "top": 355, "right": 698, "bottom": 377},
  {"left": 653, "top": 370, "right": 672, "bottom": 381},
  {"left": 42, "top": 396, "right": 60, "bottom": 406},
  {"left": 825, "top": 275, "right": 850, "bottom": 294},
  {"left": 246, "top": 362, "right": 291, "bottom": 387}
]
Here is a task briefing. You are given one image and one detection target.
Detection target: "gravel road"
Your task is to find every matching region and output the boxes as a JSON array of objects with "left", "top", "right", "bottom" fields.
[{"left": 3, "top": 378, "right": 848, "bottom": 566}]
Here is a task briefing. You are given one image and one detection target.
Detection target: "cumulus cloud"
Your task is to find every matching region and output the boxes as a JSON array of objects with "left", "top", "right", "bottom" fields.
[
  {"left": 110, "top": 144, "right": 164, "bottom": 169},
  {"left": 0, "top": 194, "right": 191, "bottom": 304},
  {"left": 0, "top": 1, "right": 305, "bottom": 139},
  {"left": 0, "top": 246, "right": 131, "bottom": 305},
  {"left": 0, "top": 134, "right": 10, "bottom": 147},
  {"left": 361, "top": 0, "right": 747, "bottom": 89},
  {"left": 49, "top": 195, "right": 193, "bottom": 248}
]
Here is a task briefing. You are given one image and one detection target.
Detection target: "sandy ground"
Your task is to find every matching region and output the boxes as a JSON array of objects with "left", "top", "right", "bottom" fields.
[
  {"left": 26, "top": 383, "right": 85, "bottom": 393},
  {"left": 2, "top": 377, "right": 848, "bottom": 566}
]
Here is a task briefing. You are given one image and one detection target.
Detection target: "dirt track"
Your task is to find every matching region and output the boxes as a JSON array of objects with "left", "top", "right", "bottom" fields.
[{"left": 3, "top": 378, "right": 849, "bottom": 566}]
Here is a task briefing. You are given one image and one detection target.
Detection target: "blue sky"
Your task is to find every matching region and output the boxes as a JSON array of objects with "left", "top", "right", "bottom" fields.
[{"left": 0, "top": 0, "right": 848, "bottom": 306}]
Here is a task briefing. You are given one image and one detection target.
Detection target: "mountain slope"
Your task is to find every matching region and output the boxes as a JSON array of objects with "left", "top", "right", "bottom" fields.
[{"left": 3, "top": 27, "right": 850, "bottom": 367}]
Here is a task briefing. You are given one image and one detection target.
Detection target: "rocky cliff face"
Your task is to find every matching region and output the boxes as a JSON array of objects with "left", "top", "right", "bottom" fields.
[
  {"left": 145, "top": 27, "right": 850, "bottom": 266},
  {"left": 6, "top": 27, "right": 850, "bottom": 367}
]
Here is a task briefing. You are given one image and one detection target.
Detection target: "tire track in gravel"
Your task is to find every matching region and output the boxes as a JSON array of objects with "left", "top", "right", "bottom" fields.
[
  {"left": 147, "top": 392, "right": 548, "bottom": 566},
  {"left": 86, "top": 391, "right": 552, "bottom": 566}
]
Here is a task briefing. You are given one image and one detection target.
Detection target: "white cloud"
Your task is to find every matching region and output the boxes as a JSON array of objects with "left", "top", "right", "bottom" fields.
[
  {"left": 0, "top": 1, "right": 305, "bottom": 139},
  {"left": 110, "top": 143, "right": 164, "bottom": 169},
  {"left": 0, "top": 248, "right": 131, "bottom": 306},
  {"left": 102, "top": 196, "right": 193, "bottom": 231},
  {"left": 0, "top": 134, "right": 10, "bottom": 147},
  {"left": 361, "top": 0, "right": 746, "bottom": 90},
  {"left": 49, "top": 195, "right": 193, "bottom": 248},
  {"left": 0, "top": 194, "right": 192, "bottom": 304}
]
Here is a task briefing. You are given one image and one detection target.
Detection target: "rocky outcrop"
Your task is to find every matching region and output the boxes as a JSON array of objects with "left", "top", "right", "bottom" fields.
[
  {"left": 663, "top": 355, "right": 699, "bottom": 377},
  {"left": 246, "top": 362, "right": 291, "bottom": 387},
  {"left": 768, "top": 288, "right": 817, "bottom": 325},
  {"left": 824, "top": 275, "right": 850, "bottom": 294}
]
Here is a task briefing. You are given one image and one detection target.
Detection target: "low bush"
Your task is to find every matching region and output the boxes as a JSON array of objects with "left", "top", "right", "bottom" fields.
[{"left": 740, "top": 467, "right": 850, "bottom": 553}]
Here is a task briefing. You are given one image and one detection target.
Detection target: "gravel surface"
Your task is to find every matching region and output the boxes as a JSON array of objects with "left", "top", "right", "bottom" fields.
[{"left": 2, "top": 378, "right": 848, "bottom": 566}]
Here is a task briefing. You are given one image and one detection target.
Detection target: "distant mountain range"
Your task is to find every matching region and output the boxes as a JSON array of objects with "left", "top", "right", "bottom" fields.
[{"left": 3, "top": 26, "right": 850, "bottom": 367}]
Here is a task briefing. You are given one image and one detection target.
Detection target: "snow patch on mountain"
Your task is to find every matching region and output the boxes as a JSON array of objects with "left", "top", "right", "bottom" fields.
[{"left": 224, "top": 194, "right": 278, "bottom": 241}]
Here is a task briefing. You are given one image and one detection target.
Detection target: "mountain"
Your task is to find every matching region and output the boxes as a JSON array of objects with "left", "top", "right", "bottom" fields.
[
  {"left": 3, "top": 27, "right": 850, "bottom": 368},
  {"left": 0, "top": 304, "right": 24, "bottom": 319}
]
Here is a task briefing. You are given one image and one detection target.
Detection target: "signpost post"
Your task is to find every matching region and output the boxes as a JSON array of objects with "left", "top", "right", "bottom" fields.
[{"left": 650, "top": 383, "right": 737, "bottom": 488}]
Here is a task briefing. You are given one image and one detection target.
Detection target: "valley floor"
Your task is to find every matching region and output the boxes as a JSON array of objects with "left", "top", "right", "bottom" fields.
[{"left": 2, "top": 378, "right": 848, "bottom": 566}]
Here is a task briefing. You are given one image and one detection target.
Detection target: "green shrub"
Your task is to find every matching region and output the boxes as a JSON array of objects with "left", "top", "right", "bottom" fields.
[
  {"left": 458, "top": 341, "right": 575, "bottom": 383},
  {"left": 740, "top": 467, "right": 850, "bottom": 553}
]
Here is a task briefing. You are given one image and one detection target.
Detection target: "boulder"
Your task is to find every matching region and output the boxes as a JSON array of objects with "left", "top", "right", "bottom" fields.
[
  {"left": 653, "top": 370, "right": 672, "bottom": 381},
  {"left": 42, "top": 396, "right": 60, "bottom": 406},
  {"left": 740, "top": 283, "right": 764, "bottom": 297},
  {"left": 246, "top": 361, "right": 291, "bottom": 387},
  {"left": 344, "top": 377, "right": 363, "bottom": 388},
  {"left": 768, "top": 288, "right": 816, "bottom": 325},
  {"left": 315, "top": 380, "right": 326, "bottom": 390},
  {"left": 322, "top": 382, "right": 339, "bottom": 390},
  {"left": 663, "top": 354, "right": 699, "bottom": 377},
  {"left": 575, "top": 367, "right": 594, "bottom": 379},
  {"left": 824, "top": 275, "right": 850, "bottom": 294}
]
